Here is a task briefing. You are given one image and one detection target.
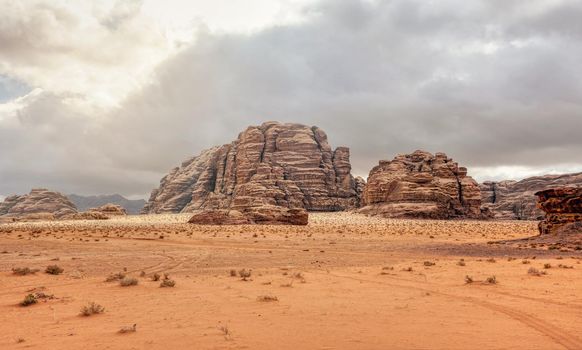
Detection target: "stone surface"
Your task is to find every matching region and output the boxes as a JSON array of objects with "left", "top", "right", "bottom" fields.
[
  {"left": 535, "top": 187, "right": 582, "bottom": 234},
  {"left": 188, "top": 206, "right": 308, "bottom": 225},
  {"left": 480, "top": 172, "right": 582, "bottom": 220},
  {"left": 359, "top": 151, "right": 482, "bottom": 219},
  {"left": 0, "top": 189, "right": 77, "bottom": 220},
  {"left": 91, "top": 204, "right": 127, "bottom": 216},
  {"left": 143, "top": 122, "right": 361, "bottom": 214}
]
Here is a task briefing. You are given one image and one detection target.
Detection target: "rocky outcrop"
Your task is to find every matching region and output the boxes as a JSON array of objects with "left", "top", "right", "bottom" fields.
[
  {"left": 188, "top": 206, "right": 308, "bottom": 225},
  {"left": 68, "top": 194, "right": 145, "bottom": 215},
  {"left": 480, "top": 172, "right": 582, "bottom": 220},
  {"left": 0, "top": 189, "right": 77, "bottom": 220},
  {"left": 143, "top": 122, "right": 361, "bottom": 214},
  {"left": 535, "top": 187, "right": 582, "bottom": 234},
  {"left": 91, "top": 204, "right": 127, "bottom": 216},
  {"left": 359, "top": 151, "right": 482, "bottom": 219}
]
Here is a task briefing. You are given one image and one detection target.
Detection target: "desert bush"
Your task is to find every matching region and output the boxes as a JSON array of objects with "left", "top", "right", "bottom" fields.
[
  {"left": 257, "top": 295, "right": 278, "bottom": 302},
  {"left": 423, "top": 261, "right": 436, "bottom": 266},
  {"left": 229, "top": 269, "right": 237, "bottom": 277},
  {"left": 105, "top": 272, "right": 125, "bottom": 282},
  {"left": 12, "top": 267, "right": 39, "bottom": 276},
  {"left": 120, "top": 277, "right": 138, "bottom": 287},
  {"left": 20, "top": 294, "right": 37, "bottom": 306},
  {"left": 160, "top": 278, "right": 176, "bottom": 288},
  {"left": 119, "top": 324, "right": 137, "bottom": 333},
  {"left": 457, "top": 260, "right": 466, "bottom": 267},
  {"left": 486, "top": 258, "right": 496, "bottom": 263},
  {"left": 485, "top": 276, "right": 497, "bottom": 284},
  {"left": 528, "top": 267, "right": 547, "bottom": 276},
  {"left": 80, "top": 302, "right": 105, "bottom": 316},
  {"left": 151, "top": 273, "right": 161, "bottom": 281},
  {"left": 543, "top": 263, "right": 552, "bottom": 269},
  {"left": 464, "top": 275, "right": 474, "bottom": 284},
  {"left": 522, "top": 260, "right": 531, "bottom": 264},
  {"left": 238, "top": 269, "right": 252, "bottom": 281},
  {"left": 45, "top": 265, "right": 64, "bottom": 275}
]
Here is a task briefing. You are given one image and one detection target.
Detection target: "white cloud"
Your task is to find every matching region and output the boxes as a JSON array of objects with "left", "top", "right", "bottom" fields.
[{"left": 0, "top": 0, "right": 581, "bottom": 198}]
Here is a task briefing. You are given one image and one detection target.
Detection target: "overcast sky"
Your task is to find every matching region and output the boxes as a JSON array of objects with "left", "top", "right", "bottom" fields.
[{"left": 0, "top": 0, "right": 581, "bottom": 199}]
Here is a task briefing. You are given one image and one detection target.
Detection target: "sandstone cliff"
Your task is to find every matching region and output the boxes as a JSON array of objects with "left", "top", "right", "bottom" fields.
[
  {"left": 536, "top": 187, "right": 582, "bottom": 234},
  {"left": 480, "top": 172, "right": 582, "bottom": 220},
  {"left": 143, "top": 122, "right": 361, "bottom": 214},
  {"left": 0, "top": 188, "right": 78, "bottom": 220},
  {"left": 359, "top": 151, "right": 482, "bottom": 219}
]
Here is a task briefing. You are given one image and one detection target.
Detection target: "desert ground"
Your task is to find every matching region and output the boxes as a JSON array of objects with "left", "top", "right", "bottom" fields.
[{"left": 1, "top": 213, "right": 581, "bottom": 350}]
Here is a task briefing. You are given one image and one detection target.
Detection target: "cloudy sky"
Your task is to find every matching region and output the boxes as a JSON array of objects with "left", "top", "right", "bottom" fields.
[{"left": 0, "top": 0, "right": 581, "bottom": 199}]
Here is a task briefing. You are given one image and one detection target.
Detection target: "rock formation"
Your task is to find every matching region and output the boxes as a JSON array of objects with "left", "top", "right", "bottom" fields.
[
  {"left": 68, "top": 194, "right": 145, "bottom": 215},
  {"left": 61, "top": 204, "right": 127, "bottom": 220},
  {"left": 0, "top": 189, "right": 77, "bottom": 220},
  {"left": 535, "top": 187, "right": 582, "bottom": 234},
  {"left": 480, "top": 172, "right": 582, "bottom": 220},
  {"left": 91, "top": 204, "right": 127, "bottom": 216},
  {"left": 359, "top": 151, "right": 482, "bottom": 219},
  {"left": 188, "top": 206, "right": 308, "bottom": 225},
  {"left": 143, "top": 122, "right": 361, "bottom": 215}
]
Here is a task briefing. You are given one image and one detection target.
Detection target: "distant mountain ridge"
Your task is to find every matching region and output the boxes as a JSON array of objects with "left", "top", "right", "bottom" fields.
[{"left": 68, "top": 194, "right": 145, "bottom": 215}]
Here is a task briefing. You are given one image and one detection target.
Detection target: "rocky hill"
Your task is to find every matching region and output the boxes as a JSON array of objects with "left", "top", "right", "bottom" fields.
[
  {"left": 359, "top": 151, "right": 482, "bottom": 219},
  {"left": 0, "top": 188, "right": 78, "bottom": 220},
  {"left": 480, "top": 172, "right": 582, "bottom": 220},
  {"left": 143, "top": 121, "right": 362, "bottom": 214},
  {"left": 68, "top": 194, "right": 145, "bottom": 215}
]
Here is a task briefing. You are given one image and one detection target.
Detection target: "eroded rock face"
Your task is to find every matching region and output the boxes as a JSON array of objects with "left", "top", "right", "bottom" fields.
[
  {"left": 188, "top": 206, "right": 308, "bottom": 225},
  {"left": 91, "top": 204, "right": 127, "bottom": 216},
  {"left": 143, "top": 122, "right": 360, "bottom": 214},
  {"left": 359, "top": 151, "right": 482, "bottom": 219},
  {"left": 535, "top": 187, "right": 582, "bottom": 234},
  {"left": 0, "top": 189, "right": 77, "bottom": 220},
  {"left": 480, "top": 172, "right": 582, "bottom": 220}
]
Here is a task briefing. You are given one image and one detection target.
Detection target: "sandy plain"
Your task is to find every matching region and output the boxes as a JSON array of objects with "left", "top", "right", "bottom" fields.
[{"left": 0, "top": 212, "right": 581, "bottom": 350}]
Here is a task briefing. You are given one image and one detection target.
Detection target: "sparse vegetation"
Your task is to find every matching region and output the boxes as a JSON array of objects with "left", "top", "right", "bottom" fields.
[
  {"left": 486, "top": 258, "right": 496, "bottom": 263},
  {"left": 45, "top": 265, "right": 64, "bottom": 275},
  {"left": 543, "top": 263, "right": 552, "bottom": 269},
  {"left": 218, "top": 324, "right": 230, "bottom": 340},
  {"left": 423, "top": 261, "right": 436, "bottom": 266},
  {"left": 229, "top": 269, "right": 237, "bottom": 277},
  {"left": 239, "top": 268, "right": 252, "bottom": 281},
  {"left": 257, "top": 295, "right": 278, "bottom": 302},
  {"left": 464, "top": 275, "right": 474, "bottom": 284},
  {"left": 528, "top": 267, "right": 547, "bottom": 276},
  {"left": 118, "top": 324, "right": 137, "bottom": 334},
  {"left": 160, "top": 278, "right": 176, "bottom": 288},
  {"left": 485, "top": 276, "right": 497, "bottom": 284},
  {"left": 12, "top": 267, "right": 39, "bottom": 276},
  {"left": 80, "top": 302, "right": 105, "bottom": 316},
  {"left": 120, "top": 277, "right": 138, "bottom": 287},
  {"left": 105, "top": 272, "right": 126, "bottom": 282},
  {"left": 20, "top": 294, "right": 37, "bottom": 306},
  {"left": 456, "top": 260, "right": 466, "bottom": 266},
  {"left": 151, "top": 273, "right": 161, "bottom": 281}
]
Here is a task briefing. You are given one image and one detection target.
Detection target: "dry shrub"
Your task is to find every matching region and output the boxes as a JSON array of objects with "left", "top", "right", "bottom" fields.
[
  {"left": 528, "top": 267, "right": 547, "bottom": 276},
  {"left": 45, "top": 265, "right": 64, "bottom": 275},
  {"left": 423, "top": 261, "right": 436, "bottom": 266},
  {"left": 20, "top": 294, "right": 37, "bottom": 307},
  {"left": 485, "top": 276, "right": 497, "bottom": 284},
  {"left": 118, "top": 324, "right": 137, "bottom": 334},
  {"left": 12, "top": 267, "right": 39, "bottom": 276},
  {"left": 120, "top": 277, "right": 138, "bottom": 287},
  {"left": 80, "top": 302, "right": 105, "bottom": 316},
  {"left": 160, "top": 277, "right": 176, "bottom": 288},
  {"left": 239, "top": 269, "right": 252, "bottom": 281},
  {"left": 105, "top": 272, "right": 125, "bottom": 282},
  {"left": 151, "top": 273, "right": 161, "bottom": 281},
  {"left": 257, "top": 295, "right": 278, "bottom": 302},
  {"left": 464, "top": 275, "right": 474, "bottom": 284}
]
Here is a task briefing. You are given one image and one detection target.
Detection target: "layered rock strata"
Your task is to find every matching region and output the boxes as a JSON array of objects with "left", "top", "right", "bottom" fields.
[
  {"left": 535, "top": 187, "right": 582, "bottom": 235},
  {"left": 143, "top": 122, "right": 361, "bottom": 215},
  {"left": 0, "top": 189, "right": 77, "bottom": 220},
  {"left": 359, "top": 151, "right": 482, "bottom": 219},
  {"left": 188, "top": 207, "right": 308, "bottom": 225},
  {"left": 480, "top": 172, "right": 582, "bottom": 220}
]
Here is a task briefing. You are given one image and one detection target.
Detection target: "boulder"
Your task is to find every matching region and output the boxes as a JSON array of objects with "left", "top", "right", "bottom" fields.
[
  {"left": 188, "top": 206, "right": 308, "bottom": 225},
  {"left": 143, "top": 122, "right": 361, "bottom": 214},
  {"left": 359, "top": 151, "right": 482, "bottom": 219},
  {"left": 0, "top": 189, "right": 77, "bottom": 220},
  {"left": 535, "top": 187, "right": 582, "bottom": 234},
  {"left": 480, "top": 172, "right": 582, "bottom": 220}
]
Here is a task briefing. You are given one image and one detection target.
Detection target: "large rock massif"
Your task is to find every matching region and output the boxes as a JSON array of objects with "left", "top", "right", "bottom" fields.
[
  {"left": 188, "top": 207, "right": 308, "bottom": 226},
  {"left": 0, "top": 189, "right": 78, "bottom": 221},
  {"left": 480, "top": 172, "right": 582, "bottom": 220},
  {"left": 359, "top": 151, "right": 482, "bottom": 219},
  {"left": 143, "top": 122, "right": 361, "bottom": 217},
  {"left": 536, "top": 187, "right": 582, "bottom": 235}
]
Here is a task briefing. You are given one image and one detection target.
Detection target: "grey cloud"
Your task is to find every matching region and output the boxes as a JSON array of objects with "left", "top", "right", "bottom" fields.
[{"left": 1, "top": 0, "right": 581, "bottom": 198}]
